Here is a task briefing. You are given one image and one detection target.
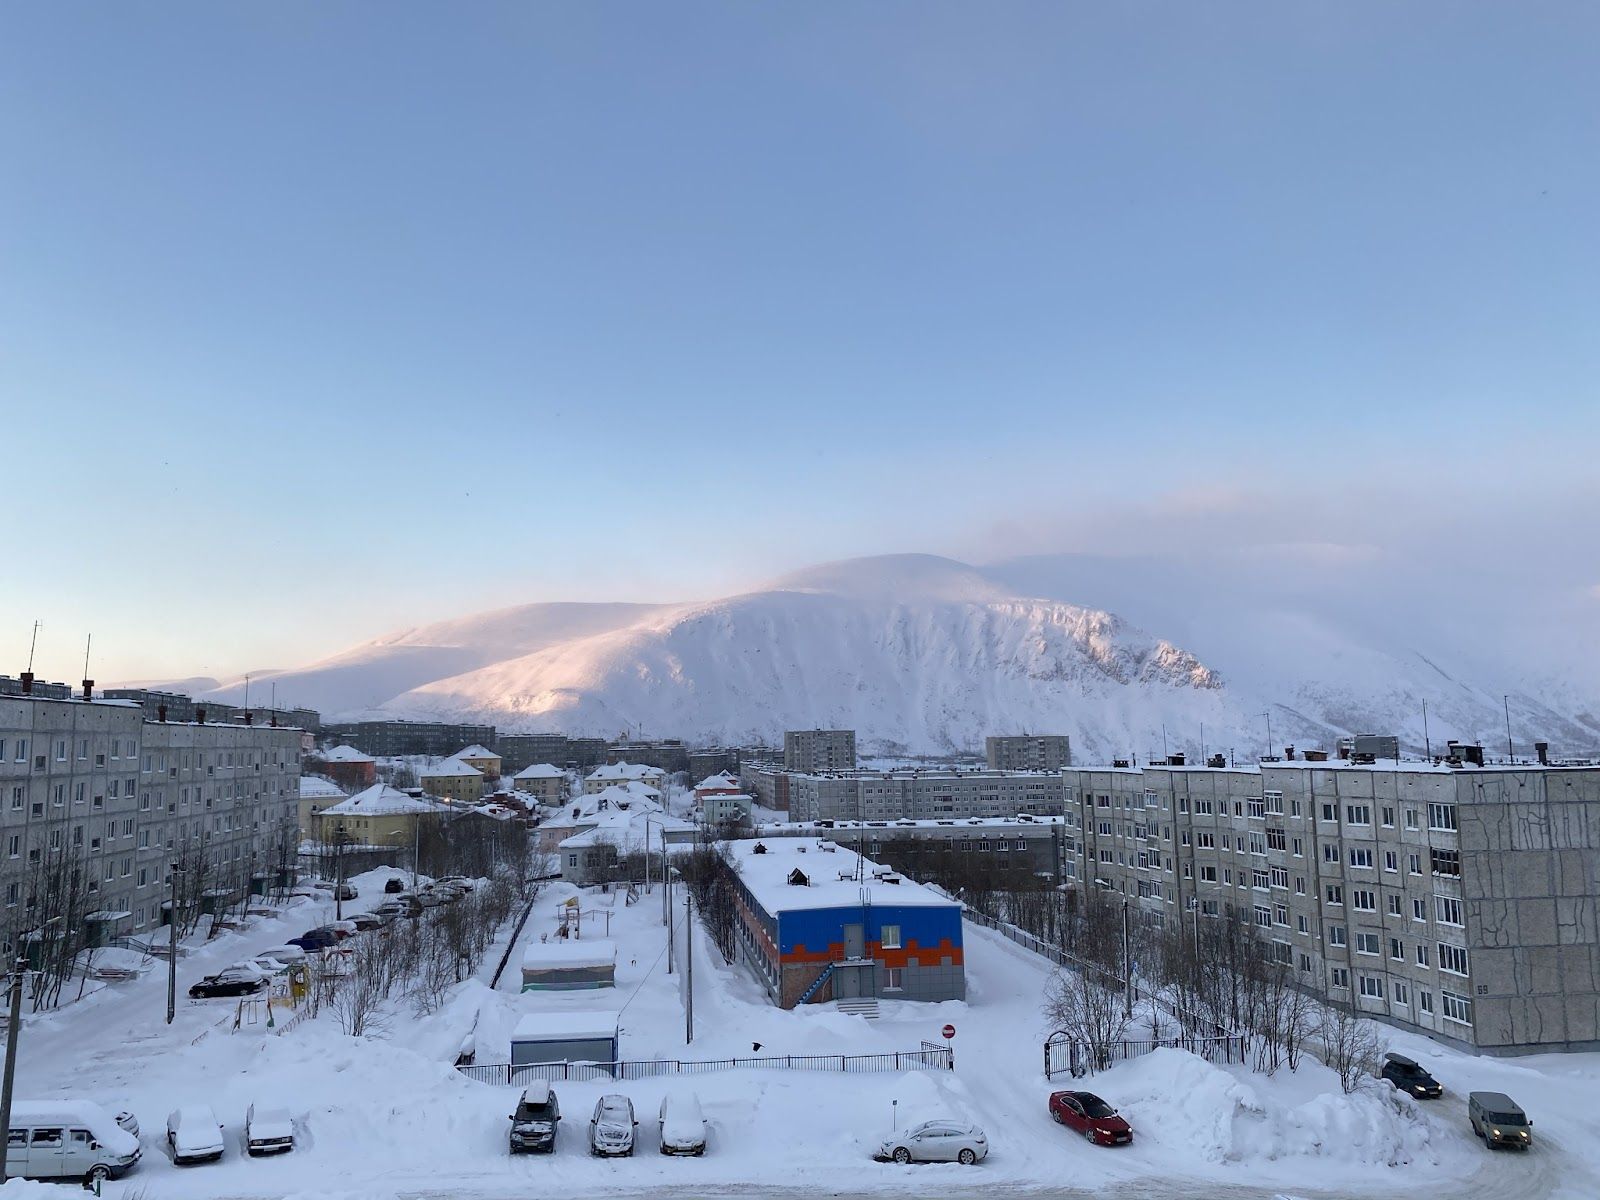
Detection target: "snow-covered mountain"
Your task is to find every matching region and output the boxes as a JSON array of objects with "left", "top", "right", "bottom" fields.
[{"left": 183, "top": 554, "right": 1600, "bottom": 760}]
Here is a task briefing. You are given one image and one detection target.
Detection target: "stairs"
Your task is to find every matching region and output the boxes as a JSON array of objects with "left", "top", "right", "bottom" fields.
[{"left": 836, "top": 997, "right": 880, "bottom": 1019}]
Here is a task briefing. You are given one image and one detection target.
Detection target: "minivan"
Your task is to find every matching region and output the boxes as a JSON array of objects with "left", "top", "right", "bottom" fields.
[
  {"left": 1469, "top": 1091, "right": 1532, "bottom": 1149},
  {"left": 5, "top": 1101, "right": 141, "bottom": 1184},
  {"left": 508, "top": 1081, "right": 561, "bottom": 1153}
]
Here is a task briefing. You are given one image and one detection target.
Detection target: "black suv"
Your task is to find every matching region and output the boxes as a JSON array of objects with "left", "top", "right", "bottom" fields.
[
  {"left": 384, "top": 877, "right": 406, "bottom": 894},
  {"left": 509, "top": 1082, "right": 561, "bottom": 1153},
  {"left": 1381, "top": 1053, "right": 1442, "bottom": 1098}
]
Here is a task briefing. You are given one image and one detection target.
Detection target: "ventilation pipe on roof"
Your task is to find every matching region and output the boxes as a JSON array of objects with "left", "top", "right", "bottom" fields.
[
  {"left": 196, "top": 707, "right": 207, "bottom": 724},
  {"left": 157, "top": 704, "right": 167, "bottom": 723},
  {"left": 19, "top": 672, "right": 32, "bottom": 695}
]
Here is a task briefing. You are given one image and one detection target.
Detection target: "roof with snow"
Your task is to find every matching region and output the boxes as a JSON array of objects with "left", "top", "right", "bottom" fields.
[
  {"left": 419, "top": 757, "right": 484, "bottom": 779},
  {"left": 559, "top": 807, "right": 695, "bottom": 851},
  {"left": 522, "top": 939, "right": 618, "bottom": 970},
  {"left": 456, "top": 744, "right": 500, "bottom": 759},
  {"left": 586, "top": 761, "right": 665, "bottom": 782},
  {"left": 323, "top": 745, "right": 376, "bottom": 763},
  {"left": 695, "top": 772, "right": 742, "bottom": 791},
  {"left": 723, "top": 837, "right": 956, "bottom": 915},
  {"left": 511, "top": 1011, "right": 620, "bottom": 1043},
  {"left": 465, "top": 803, "right": 517, "bottom": 822},
  {"left": 321, "top": 783, "right": 443, "bottom": 817},
  {"left": 300, "top": 776, "right": 347, "bottom": 798},
  {"left": 516, "top": 763, "right": 566, "bottom": 779}
]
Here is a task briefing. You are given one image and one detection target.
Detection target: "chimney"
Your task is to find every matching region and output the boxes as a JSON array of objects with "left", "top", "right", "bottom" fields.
[
  {"left": 1284, "top": 745, "right": 1296, "bottom": 761},
  {"left": 269, "top": 712, "right": 278, "bottom": 728},
  {"left": 81, "top": 679, "right": 94, "bottom": 701},
  {"left": 1536, "top": 741, "right": 1549, "bottom": 766},
  {"left": 1167, "top": 753, "right": 1185, "bottom": 767},
  {"left": 1207, "top": 754, "right": 1226, "bottom": 768},
  {"left": 19, "top": 672, "right": 33, "bottom": 695},
  {"left": 157, "top": 704, "right": 168, "bottom": 723},
  {"left": 196, "top": 707, "right": 207, "bottom": 725},
  {"left": 244, "top": 711, "right": 254, "bottom": 726}
]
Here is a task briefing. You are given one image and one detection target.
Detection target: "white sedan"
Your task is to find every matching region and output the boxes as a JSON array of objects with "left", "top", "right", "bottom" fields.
[
  {"left": 876, "top": 1120, "right": 988, "bottom": 1165},
  {"left": 167, "top": 1105, "right": 226, "bottom": 1164},
  {"left": 245, "top": 1104, "right": 295, "bottom": 1155}
]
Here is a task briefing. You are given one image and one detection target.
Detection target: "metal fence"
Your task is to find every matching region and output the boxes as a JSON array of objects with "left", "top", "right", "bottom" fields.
[
  {"left": 1044, "top": 1031, "right": 1249, "bottom": 1080},
  {"left": 459, "top": 1041, "right": 953, "bottom": 1086}
]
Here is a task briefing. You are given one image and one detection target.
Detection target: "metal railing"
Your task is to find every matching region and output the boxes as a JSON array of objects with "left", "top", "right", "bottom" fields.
[
  {"left": 1044, "top": 1031, "right": 1248, "bottom": 1080},
  {"left": 459, "top": 1042, "right": 953, "bottom": 1086}
]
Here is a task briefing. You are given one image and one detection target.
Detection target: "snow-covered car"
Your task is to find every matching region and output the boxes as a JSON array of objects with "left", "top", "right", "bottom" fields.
[
  {"left": 309, "top": 880, "right": 335, "bottom": 893},
  {"left": 323, "top": 920, "right": 359, "bottom": 939},
  {"left": 876, "top": 1120, "right": 988, "bottom": 1165},
  {"left": 249, "top": 954, "right": 293, "bottom": 975},
  {"left": 188, "top": 965, "right": 268, "bottom": 999},
  {"left": 439, "top": 876, "right": 475, "bottom": 892},
  {"left": 508, "top": 1081, "right": 561, "bottom": 1154},
  {"left": 589, "top": 1094, "right": 637, "bottom": 1157},
  {"left": 244, "top": 1104, "right": 295, "bottom": 1155},
  {"left": 262, "top": 944, "right": 307, "bottom": 966},
  {"left": 658, "top": 1090, "right": 706, "bottom": 1156},
  {"left": 348, "top": 913, "right": 384, "bottom": 933},
  {"left": 1048, "top": 1090, "right": 1132, "bottom": 1145},
  {"left": 166, "top": 1105, "right": 226, "bottom": 1164},
  {"left": 415, "top": 892, "right": 443, "bottom": 909}
]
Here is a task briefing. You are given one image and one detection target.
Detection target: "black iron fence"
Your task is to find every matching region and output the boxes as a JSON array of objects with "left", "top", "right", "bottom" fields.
[
  {"left": 1044, "top": 1031, "right": 1248, "bottom": 1080},
  {"left": 459, "top": 1041, "right": 953, "bottom": 1086}
]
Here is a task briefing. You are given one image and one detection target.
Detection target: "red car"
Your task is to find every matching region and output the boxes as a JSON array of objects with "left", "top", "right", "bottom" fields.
[{"left": 1048, "top": 1090, "right": 1133, "bottom": 1145}]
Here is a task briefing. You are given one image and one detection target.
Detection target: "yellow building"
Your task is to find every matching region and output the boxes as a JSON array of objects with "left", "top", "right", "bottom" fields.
[
  {"left": 313, "top": 783, "right": 444, "bottom": 846},
  {"left": 298, "top": 775, "right": 348, "bottom": 840},
  {"left": 454, "top": 743, "right": 503, "bottom": 781},
  {"left": 418, "top": 756, "right": 485, "bottom": 803}
]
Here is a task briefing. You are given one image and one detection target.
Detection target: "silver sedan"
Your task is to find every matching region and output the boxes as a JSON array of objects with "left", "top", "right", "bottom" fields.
[{"left": 876, "top": 1120, "right": 988, "bottom": 1165}]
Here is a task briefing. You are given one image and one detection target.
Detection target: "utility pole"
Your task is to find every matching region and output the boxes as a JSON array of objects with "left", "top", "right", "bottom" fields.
[
  {"left": 335, "top": 823, "right": 347, "bottom": 922},
  {"left": 1503, "top": 695, "right": 1514, "bottom": 763},
  {"left": 685, "top": 891, "right": 694, "bottom": 1044},
  {"left": 167, "top": 864, "right": 181, "bottom": 1024},
  {"left": 1422, "top": 699, "right": 1431, "bottom": 760},
  {"left": 665, "top": 859, "right": 674, "bottom": 976},
  {"left": 1122, "top": 899, "right": 1133, "bottom": 1018},
  {"left": 412, "top": 817, "right": 420, "bottom": 892},
  {"left": 0, "top": 957, "right": 25, "bottom": 1185}
]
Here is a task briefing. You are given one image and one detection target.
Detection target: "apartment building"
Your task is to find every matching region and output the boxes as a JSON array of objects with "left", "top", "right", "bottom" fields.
[
  {"left": 0, "top": 694, "right": 301, "bottom": 953},
  {"left": 754, "top": 814, "right": 1072, "bottom": 881},
  {"left": 786, "top": 769, "right": 1065, "bottom": 824},
  {"left": 783, "top": 729, "right": 857, "bottom": 774},
  {"left": 322, "top": 719, "right": 495, "bottom": 758},
  {"left": 986, "top": 734, "right": 1072, "bottom": 772},
  {"left": 1063, "top": 757, "right": 1600, "bottom": 1055}
]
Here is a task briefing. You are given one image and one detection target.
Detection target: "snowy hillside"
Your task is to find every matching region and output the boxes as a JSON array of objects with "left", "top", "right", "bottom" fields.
[{"left": 187, "top": 554, "right": 1600, "bottom": 759}]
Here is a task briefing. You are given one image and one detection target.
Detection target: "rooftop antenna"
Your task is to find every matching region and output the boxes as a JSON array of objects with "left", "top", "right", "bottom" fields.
[
  {"left": 1200, "top": 723, "right": 1206, "bottom": 761},
  {"left": 1263, "top": 711, "right": 1273, "bottom": 761},
  {"left": 80, "top": 633, "right": 94, "bottom": 700},
  {"left": 1161, "top": 726, "right": 1168, "bottom": 759},
  {"left": 1503, "top": 695, "right": 1514, "bottom": 764},
  {"left": 1421, "top": 699, "right": 1431, "bottom": 760},
  {"left": 26, "top": 621, "right": 42, "bottom": 672}
]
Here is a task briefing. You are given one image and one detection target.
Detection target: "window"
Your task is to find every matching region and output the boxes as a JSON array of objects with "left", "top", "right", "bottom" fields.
[
  {"left": 1387, "top": 894, "right": 1402, "bottom": 917},
  {"left": 1294, "top": 876, "right": 1306, "bottom": 896},
  {"left": 1323, "top": 843, "right": 1340, "bottom": 864},
  {"left": 1416, "top": 943, "right": 1430, "bottom": 967},
  {"left": 1254, "top": 905, "right": 1272, "bottom": 928},
  {"left": 1405, "top": 808, "right": 1419, "bottom": 830},
  {"left": 1270, "top": 867, "right": 1288, "bottom": 889},
  {"left": 1196, "top": 832, "right": 1215, "bottom": 849},
  {"left": 1438, "top": 943, "right": 1470, "bottom": 976},
  {"left": 1274, "top": 903, "right": 1289, "bottom": 926},
  {"left": 883, "top": 967, "right": 903, "bottom": 990},
  {"left": 567, "top": 855, "right": 577, "bottom": 867},
  {"left": 1381, "top": 806, "right": 1394, "bottom": 827},
  {"left": 4, "top": 836, "right": 14, "bottom": 859},
  {"left": 1345, "top": 805, "right": 1371, "bottom": 826},
  {"left": 1383, "top": 851, "right": 1398, "bottom": 872},
  {"left": 1413, "top": 898, "right": 1428, "bottom": 921},
  {"left": 1359, "top": 975, "right": 1385, "bottom": 999},
  {"left": 1329, "top": 925, "right": 1347, "bottom": 947},
  {"left": 1292, "top": 837, "right": 1303, "bottom": 857},
  {"left": 1296, "top": 914, "right": 1309, "bottom": 934},
  {"left": 1389, "top": 937, "right": 1405, "bottom": 961},
  {"left": 1351, "top": 889, "right": 1376, "bottom": 911},
  {"left": 1330, "top": 967, "right": 1349, "bottom": 989},
  {"left": 1194, "top": 798, "right": 1213, "bottom": 816},
  {"left": 1434, "top": 895, "right": 1463, "bottom": 927},
  {"left": 1247, "top": 799, "right": 1265, "bottom": 820},
  {"left": 1320, "top": 803, "right": 1337, "bottom": 822},
  {"left": 1349, "top": 847, "right": 1373, "bottom": 869},
  {"left": 880, "top": 924, "right": 902, "bottom": 950},
  {"left": 1325, "top": 884, "right": 1344, "bottom": 905},
  {"left": 1355, "top": 932, "right": 1380, "bottom": 955},
  {"left": 1200, "top": 865, "right": 1217, "bottom": 882},
  {"left": 1393, "top": 981, "right": 1409, "bottom": 1005},
  {"left": 1431, "top": 848, "right": 1461, "bottom": 877},
  {"left": 1409, "top": 853, "right": 1422, "bottom": 875},
  {"left": 1419, "top": 990, "right": 1434, "bottom": 1014},
  {"left": 1428, "top": 803, "right": 1457, "bottom": 832},
  {"left": 1252, "top": 870, "right": 1270, "bottom": 890},
  {"left": 1441, "top": 991, "right": 1473, "bottom": 1025}
]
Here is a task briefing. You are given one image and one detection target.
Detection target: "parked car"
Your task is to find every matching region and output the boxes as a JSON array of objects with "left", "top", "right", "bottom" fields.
[
  {"left": 1048, "top": 1090, "right": 1133, "bottom": 1145},
  {"left": 589, "top": 1094, "right": 637, "bottom": 1157},
  {"left": 1381, "top": 1053, "right": 1442, "bottom": 1098},
  {"left": 322, "top": 920, "right": 359, "bottom": 939},
  {"left": 1469, "top": 1091, "right": 1532, "bottom": 1149},
  {"left": 287, "top": 931, "right": 338, "bottom": 953},
  {"left": 440, "top": 876, "right": 476, "bottom": 892},
  {"left": 384, "top": 877, "right": 406, "bottom": 894},
  {"left": 309, "top": 880, "right": 335, "bottom": 893},
  {"left": 188, "top": 966, "right": 268, "bottom": 999},
  {"left": 166, "top": 1105, "right": 226, "bottom": 1164},
  {"left": 416, "top": 891, "right": 443, "bottom": 909},
  {"left": 250, "top": 954, "right": 293, "bottom": 976},
  {"left": 348, "top": 914, "right": 383, "bottom": 933},
  {"left": 244, "top": 1104, "right": 295, "bottom": 1155},
  {"left": 508, "top": 1081, "right": 561, "bottom": 1154},
  {"left": 658, "top": 1091, "right": 707, "bottom": 1156},
  {"left": 262, "top": 944, "right": 307, "bottom": 966},
  {"left": 4, "top": 1102, "right": 141, "bottom": 1184},
  {"left": 876, "top": 1120, "right": 988, "bottom": 1165},
  {"left": 335, "top": 882, "right": 357, "bottom": 901}
]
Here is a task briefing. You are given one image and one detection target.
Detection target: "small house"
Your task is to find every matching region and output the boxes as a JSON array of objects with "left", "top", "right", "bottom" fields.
[{"left": 510, "top": 1012, "right": 620, "bottom": 1077}]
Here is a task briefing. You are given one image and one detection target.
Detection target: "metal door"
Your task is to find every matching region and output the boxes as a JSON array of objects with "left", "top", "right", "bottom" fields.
[
  {"left": 843, "top": 924, "right": 865, "bottom": 960},
  {"left": 834, "top": 964, "right": 862, "bottom": 999}
]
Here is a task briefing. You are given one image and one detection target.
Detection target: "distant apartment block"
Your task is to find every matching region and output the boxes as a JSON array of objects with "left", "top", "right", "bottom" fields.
[
  {"left": 322, "top": 719, "right": 495, "bottom": 758},
  {"left": 496, "top": 734, "right": 574, "bottom": 773},
  {"left": 785, "top": 769, "right": 1065, "bottom": 823},
  {"left": 1061, "top": 754, "right": 1600, "bottom": 1056},
  {"left": 417, "top": 757, "right": 485, "bottom": 804},
  {"left": 783, "top": 729, "right": 857, "bottom": 774},
  {"left": 986, "top": 734, "right": 1071, "bottom": 772}
]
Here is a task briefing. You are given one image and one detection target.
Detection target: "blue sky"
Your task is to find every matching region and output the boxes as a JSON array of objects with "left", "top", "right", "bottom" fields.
[{"left": 3, "top": 3, "right": 1597, "bottom": 682}]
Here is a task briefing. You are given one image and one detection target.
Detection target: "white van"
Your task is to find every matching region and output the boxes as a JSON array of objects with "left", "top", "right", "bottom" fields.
[{"left": 5, "top": 1101, "right": 141, "bottom": 1184}]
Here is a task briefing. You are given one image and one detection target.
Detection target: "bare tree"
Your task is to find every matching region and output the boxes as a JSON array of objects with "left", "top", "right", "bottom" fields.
[
  {"left": 1316, "top": 1001, "right": 1386, "bottom": 1093},
  {"left": 1040, "top": 892, "right": 1131, "bottom": 1072}
]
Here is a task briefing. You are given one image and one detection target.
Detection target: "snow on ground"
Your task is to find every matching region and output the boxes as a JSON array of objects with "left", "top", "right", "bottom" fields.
[{"left": 7, "top": 868, "right": 1599, "bottom": 1199}]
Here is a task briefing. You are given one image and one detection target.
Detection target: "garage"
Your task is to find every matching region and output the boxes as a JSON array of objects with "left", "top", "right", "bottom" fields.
[{"left": 509, "top": 1012, "right": 621, "bottom": 1078}]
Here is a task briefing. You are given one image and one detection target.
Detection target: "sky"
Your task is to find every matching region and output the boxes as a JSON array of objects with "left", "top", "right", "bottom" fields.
[{"left": 3, "top": 2, "right": 1597, "bottom": 684}]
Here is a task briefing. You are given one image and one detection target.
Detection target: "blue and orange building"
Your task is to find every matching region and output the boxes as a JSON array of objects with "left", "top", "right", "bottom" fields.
[{"left": 721, "top": 838, "right": 965, "bottom": 1008}]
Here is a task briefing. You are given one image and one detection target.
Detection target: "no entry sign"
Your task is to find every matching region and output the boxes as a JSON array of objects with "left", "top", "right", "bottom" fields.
[{"left": 941, "top": 1023, "right": 956, "bottom": 1040}]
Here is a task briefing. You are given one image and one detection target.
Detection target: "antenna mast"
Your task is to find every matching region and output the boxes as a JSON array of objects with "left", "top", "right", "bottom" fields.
[{"left": 26, "top": 621, "right": 41, "bottom": 672}]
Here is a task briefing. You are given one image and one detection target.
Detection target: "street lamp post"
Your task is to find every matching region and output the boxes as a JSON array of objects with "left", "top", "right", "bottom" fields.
[
  {"left": 0, "top": 956, "right": 26, "bottom": 1185},
  {"left": 335, "top": 823, "right": 347, "bottom": 922},
  {"left": 166, "top": 863, "right": 183, "bottom": 1025}
]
